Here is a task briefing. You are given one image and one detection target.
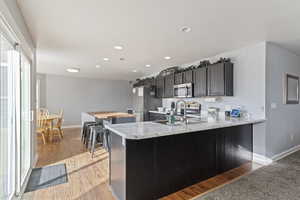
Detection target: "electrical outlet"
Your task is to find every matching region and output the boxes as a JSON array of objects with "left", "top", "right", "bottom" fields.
[{"left": 290, "top": 134, "right": 294, "bottom": 141}]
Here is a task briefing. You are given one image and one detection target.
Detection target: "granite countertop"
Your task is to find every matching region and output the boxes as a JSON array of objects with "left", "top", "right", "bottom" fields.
[
  {"left": 104, "top": 118, "right": 265, "bottom": 140},
  {"left": 88, "top": 111, "right": 135, "bottom": 119}
]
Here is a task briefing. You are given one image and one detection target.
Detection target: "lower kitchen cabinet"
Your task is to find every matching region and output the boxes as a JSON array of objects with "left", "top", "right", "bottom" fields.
[
  {"left": 109, "top": 124, "right": 253, "bottom": 200},
  {"left": 154, "top": 131, "right": 216, "bottom": 198},
  {"left": 216, "top": 124, "right": 253, "bottom": 173}
]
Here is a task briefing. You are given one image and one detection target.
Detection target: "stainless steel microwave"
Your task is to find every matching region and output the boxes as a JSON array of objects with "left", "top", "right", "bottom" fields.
[{"left": 174, "top": 83, "right": 193, "bottom": 98}]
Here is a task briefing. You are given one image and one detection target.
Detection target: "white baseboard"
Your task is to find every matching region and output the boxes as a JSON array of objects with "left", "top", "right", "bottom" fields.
[
  {"left": 253, "top": 144, "right": 300, "bottom": 166},
  {"left": 62, "top": 125, "right": 81, "bottom": 129},
  {"left": 271, "top": 144, "right": 300, "bottom": 161},
  {"left": 253, "top": 153, "right": 273, "bottom": 165}
]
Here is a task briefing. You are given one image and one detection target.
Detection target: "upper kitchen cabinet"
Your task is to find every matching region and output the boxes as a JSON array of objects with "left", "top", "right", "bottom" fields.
[
  {"left": 155, "top": 77, "right": 165, "bottom": 98},
  {"left": 207, "top": 62, "right": 233, "bottom": 96},
  {"left": 174, "top": 69, "right": 193, "bottom": 85},
  {"left": 193, "top": 67, "right": 207, "bottom": 97},
  {"left": 183, "top": 70, "right": 193, "bottom": 83},
  {"left": 164, "top": 74, "right": 174, "bottom": 98},
  {"left": 174, "top": 73, "right": 183, "bottom": 85}
]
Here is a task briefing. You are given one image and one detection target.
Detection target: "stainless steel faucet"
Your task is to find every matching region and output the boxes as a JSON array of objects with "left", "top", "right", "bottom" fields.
[{"left": 175, "top": 100, "right": 188, "bottom": 124}]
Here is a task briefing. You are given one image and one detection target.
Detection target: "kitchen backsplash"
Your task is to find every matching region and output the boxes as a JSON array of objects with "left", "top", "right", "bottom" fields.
[{"left": 162, "top": 97, "right": 265, "bottom": 119}]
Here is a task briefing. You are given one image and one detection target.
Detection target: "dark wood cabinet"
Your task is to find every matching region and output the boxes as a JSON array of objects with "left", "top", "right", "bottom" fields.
[
  {"left": 183, "top": 70, "right": 193, "bottom": 83},
  {"left": 153, "top": 62, "right": 233, "bottom": 99},
  {"left": 193, "top": 67, "right": 207, "bottom": 97},
  {"left": 164, "top": 74, "right": 174, "bottom": 98},
  {"left": 174, "top": 73, "right": 183, "bottom": 85},
  {"left": 155, "top": 77, "right": 164, "bottom": 98},
  {"left": 111, "top": 124, "right": 253, "bottom": 200},
  {"left": 216, "top": 125, "right": 252, "bottom": 174},
  {"left": 207, "top": 62, "right": 233, "bottom": 96},
  {"left": 154, "top": 131, "right": 216, "bottom": 198},
  {"left": 175, "top": 70, "right": 193, "bottom": 85}
]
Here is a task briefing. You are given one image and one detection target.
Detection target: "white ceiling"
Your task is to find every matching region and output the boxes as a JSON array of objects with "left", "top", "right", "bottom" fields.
[{"left": 17, "top": 0, "right": 300, "bottom": 80}]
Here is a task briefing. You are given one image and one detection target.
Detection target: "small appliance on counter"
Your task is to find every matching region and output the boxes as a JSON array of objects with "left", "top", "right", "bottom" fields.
[
  {"left": 186, "top": 101, "right": 201, "bottom": 115},
  {"left": 207, "top": 107, "right": 220, "bottom": 121},
  {"left": 231, "top": 109, "right": 241, "bottom": 118}
]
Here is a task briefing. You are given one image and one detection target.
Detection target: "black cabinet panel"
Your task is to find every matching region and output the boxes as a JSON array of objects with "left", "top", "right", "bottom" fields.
[
  {"left": 126, "top": 139, "right": 155, "bottom": 200},
  {"left": 154, "top": 131, "right": 216, "bottom": 198},
  {"left": 183, "top": 70, "right": 193, "bottom": 83},
  {"left": 207, "top": 62, "right": 233, "bottom": 96},
  {"left": 155, "top": 77, "right": 164, "bottom": 98},
  {"left": 216, "top": 125, "right": 252, "bottom": 174},
  {"left": 164, "top": 74, "right": 174, "bottom": 98},
  {"left": 193, "top": 67, "right": 207, "bottom": 97},
  {"left": 208, "top": 63, "right": 225, "bottom": 96},
  {"left": 174, "top": 73, "right": 183, "bottom": 85},
  {"left": 119, "top": 124, "right": 252, "bottom": 200}
]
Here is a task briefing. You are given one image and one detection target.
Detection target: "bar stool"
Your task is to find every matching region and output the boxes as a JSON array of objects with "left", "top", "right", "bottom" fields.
[
  {"left": 89, "top": 125, "right": 105, "bottom": 158},
  {"left": 81, "top": 121, "right": 96, "bottom": 142}
]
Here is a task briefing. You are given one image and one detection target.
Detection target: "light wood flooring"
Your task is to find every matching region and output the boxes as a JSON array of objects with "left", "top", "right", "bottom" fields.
[{"left": 23, "top": 128, "right": 261, "bottom": 200}]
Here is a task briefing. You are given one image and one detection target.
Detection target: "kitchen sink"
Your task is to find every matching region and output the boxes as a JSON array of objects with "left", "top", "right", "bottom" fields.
[{"left": 154, "top": 119, "right": 207, "bottom": 126}]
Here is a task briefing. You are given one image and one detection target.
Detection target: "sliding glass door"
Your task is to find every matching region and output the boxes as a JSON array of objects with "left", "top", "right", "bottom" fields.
[
  {"left": 0, "top": 33, "right": 17, "bottom": 200},
  {"left": 20, "top": 54, "right": 31, "bottom": 187},
  {"left": 0, "top": 21, "right": 32, "bottom": 199}
]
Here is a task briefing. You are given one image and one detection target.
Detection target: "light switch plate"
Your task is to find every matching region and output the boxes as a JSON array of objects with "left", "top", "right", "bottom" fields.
[{"left": 271, "top": 103, "right": 277, "bottom": 109}]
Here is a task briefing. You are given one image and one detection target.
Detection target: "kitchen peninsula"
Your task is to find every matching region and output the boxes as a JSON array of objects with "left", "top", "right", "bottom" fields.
[{"left": 105, "top": 118, "right": 265, "bottom": 200}]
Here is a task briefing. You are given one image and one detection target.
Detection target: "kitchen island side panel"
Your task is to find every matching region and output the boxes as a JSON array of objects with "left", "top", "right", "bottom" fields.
[
  {"left": 110, "top": 124, "right": 253, "bottom": 200},
  {"left": 110, "top": 132, "right": 126, "bottom": 200}
]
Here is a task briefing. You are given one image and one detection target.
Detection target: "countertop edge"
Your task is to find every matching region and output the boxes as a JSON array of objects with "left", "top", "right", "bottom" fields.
[{"left": 105, "top": 119, "right": 266, "bottom": 140}]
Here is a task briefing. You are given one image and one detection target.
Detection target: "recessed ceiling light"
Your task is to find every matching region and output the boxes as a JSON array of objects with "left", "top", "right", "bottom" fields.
[
  {"left": 66, "top": 68, "right": 80, "bottom": 73},
  {"left": 132, "top": 70, "right": 138, "bottom": 73},
  {"left": 180, "top": 26, "right": 192, "bottom": 33},
  {"left": 96, "top": 65, "right": 101, "bottom": 68},
  {"left": 103, "top": 58, "right": 109, "bottom": 61},
  {"left": 145, "top": 64, "right": 151, "bottom": 67},
  {"left": 164, "top": 56, "right": 171, "bottom": 60},
  {"left": 114, "top": 45, "right": 124, "bottom": 50}
]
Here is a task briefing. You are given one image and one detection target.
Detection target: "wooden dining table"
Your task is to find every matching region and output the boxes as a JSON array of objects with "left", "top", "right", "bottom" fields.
[{"left": 38, "top": 114, "right": 60, "bottom": 127}]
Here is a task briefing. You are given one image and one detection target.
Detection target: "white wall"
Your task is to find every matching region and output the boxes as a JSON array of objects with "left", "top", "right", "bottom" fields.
[
  {"left": 162, "top": 42, "right": 267, "bottom": 156},
  {"left": 38, "top": 74, "right": 133, "bottom": 126},
  {"left": 266, "top": 42, "right": 300, "bottom": 158}
]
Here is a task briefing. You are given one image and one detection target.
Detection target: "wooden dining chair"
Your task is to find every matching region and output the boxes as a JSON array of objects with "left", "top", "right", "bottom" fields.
[
  {"left": 36, "top": 116, "right": 49, "bottom": 144},
  {"left": 51, "top": 109, "right": 64, "bottom": 140},
  {"left": 38, "top": 108, "right": 49, "bottom": 117}
]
